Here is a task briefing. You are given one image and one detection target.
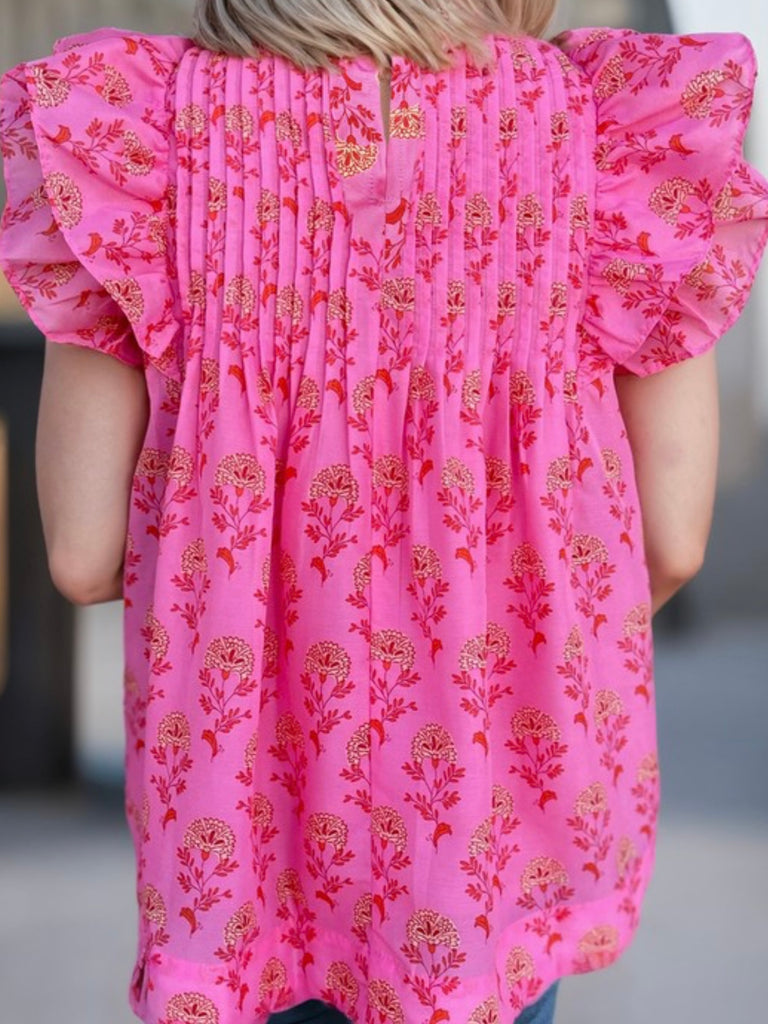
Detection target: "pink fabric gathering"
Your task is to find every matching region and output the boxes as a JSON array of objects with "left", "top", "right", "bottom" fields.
[{"left": 1, "top": 23, "right": 767, "bottom": 1024}]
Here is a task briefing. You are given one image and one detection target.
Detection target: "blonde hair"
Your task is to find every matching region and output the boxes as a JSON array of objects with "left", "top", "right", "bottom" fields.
[{"left": 191, "top": 0, "right": 558, "bottom": 73}]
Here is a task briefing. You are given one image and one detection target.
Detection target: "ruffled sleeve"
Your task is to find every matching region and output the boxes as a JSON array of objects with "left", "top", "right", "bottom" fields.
[
  {"left": 0, "top": 26, "right": 194, "bottom": 377},
  {"left": 555, "top": 27, "right": 768, "bottom": 377}
]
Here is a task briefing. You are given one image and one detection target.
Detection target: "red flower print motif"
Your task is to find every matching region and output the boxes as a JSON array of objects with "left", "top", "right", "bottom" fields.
[
  {"left": 140, "top": 604, "right": 172, "bottom": 678},
  {"left": 133, "top": 445, "right": 196, "bottom": 539},
  {"left": 274, "top": 867, "right": 317, "bottom": 970},
  {"left": 515, "top": 856, "right": 575, "bottom": 954},
  {"left": 285, "top": 375, "right": 322, "bottom": 464},
  {"left": 402, "top": 723, "right": 466, "bottom": 848},
  {"left": 381, "top": 276, "right": 416, "bottom": 316},
  {"left": 516, "top": 194, "right": 552, "bottom": 284},
  {"left": 349, "top": 892, "right": 373, "bottom": 947},
  {"left": 99, "top": 64, "right": 132, "bottom": 107},
  {"left": 451, "top": 104, "right": 467, "bottom": 141},
  {"left": 440, "top": 281, "right": 467, "bottom": 392},
  {"left": 484, "top": 455, "right": 516, "bottom": 550},
  {"left": 499, "top": 107, "right": 519, "bottom": 142},
  {"left": 648, "top": 176, "right": 696, "bottom": 227},
  {"left": 458, "top": 783, "right": 521, "bottom": 940},
  {"left": 452, "top": 623, "right": 517, "bottom": 756},
  {"left": 321, "top": 961, "right": 359, "bottom": 1022},
  {"left": 614, "top": 835, "right": 644, "bottom": 930},
  {"left": 464, "top": 192, "right": 498, "bottom": 284},
  {"left": 601, "top": 257, "right": 648, "bottom": 297},
  {"left": 617, "top": 603, "right": 653, "bottom": 702},
  {"left": 149, "top": 711, "right": 194, "bottom": 829},
  {"left": 194, "top": 358, "right": 220, "bottom": 475},
  {"left": 550, "top": 110, "right": 570, "bottom": 148},
  {"left": 371, "top": 454, "right": 410, "bottom": 568},
  {"left": 600, "top": 447, "right": 636, "bottom": 553},
  {"left": 391, "top": 103, "right": 425, "bottom": 140},
  {"left": 540, "top": 284, "right": 569, "bottom": 397},
  {"left": 460, "top": 368, "right": 483, "bottom": 433},
  {"left": 368, "top": 977, "right": 406, "bottom": 1024},
  {"left": 122, "top": 128, "right": 156, "bottom": 176},
  {"left": 176, "top": 817, "right": 239, "bottom": 935},
  {"left": 405, "top": 366, "right": 439, "bottom": 485},
  {"left": 680, "top": 56, "right": 756, "bottom": 127},
  {"left": 268, "top": 712, "right": 309, "bottom": 817},
  {"left": 406, "top": 544, "right": 450, "bottom": 664},
  {"left": 169, "top": 538, "right": 211, "bottom": 654},
  {"left": 593, "top": 689, "right": 631, "bottom": 786},
  {"left": 210, "top": 452, "right": 271, "bottom": 576},
  {"left": 503, "top": 542, "right": 555, "bottom": 654},
  {"left": 339, "top": 723, "right": 372, "bottom": 814},
  {"left": 400, "top": 908, "right": 468, "bottom": 1018},
  {"left": 42, "top": 170, "right": 82, "bottom": 227},
  {"left": 124, "top": 668, "right": 152, "bottom": 755},
  {"left": 259, "top": 550, "right": 301, "bottom": 661},
  {"left": 466, "top": 993, "right": 501, "bottom": 1023},
  {"left": 594, "top": 52, "right": 629, "bottom": 99},
  {"left": 334, "top": 137, "right": 379, "bottom": 177},
  {"left": 29, "top": 63, "right": 71, "bottom": 107},
  {"left": 302, "top": 463, "right": 364, "bottom": 582},
  {"left": 138, "top": 882, "right": 170, "bottom": 950},
  {"left": 233, "top": 785, "right": 278, "bottom": 909},
  {"left": 220, "top": 275, "right": 259, "bottom": 354},
  {"left": 198, "top": 636, "right": 259, "bottom": 758},
  {"left": 212, "top": 901, "right": 260, "bottom": 1011},
  {"left": 571, "top": 924, "right": 620, "bottom": 972},
  {"left": 565, "top": 782, "right": 614, "bottom": 881},
  {"left": 556, "top": 624, "right": 592, "bottom": 732},
  {"left": 255, "top": 956, "right": 291, "bottom": 1017},
  {"left": 120, "top": 530, "right": 140, "bottom": 598},
  {"left": 504, "top": 945, "right": 546, "bottom": 1014},
  {"left": 540, "top": 454, "right": 575, "bottom": 564},
  {"left": 569, "top": 533, "right": 616, "bottom": 637},
  {"left": 346, "top": 550, "right": 373, "bottom": 646},
  {"left": 436, "top": 456, "right": 483, "bottom": 573},
  {"left": 162, "top": 991, "right": 220, "bottom": 1024},
  {"left": 508, "top": 370, "right": 543, "bottom": 476},
  {"left": 301, "top": 640, "right": 355, "bottom": 755},
  {"left": 631, "top": 751, "right": 660, "bottom": 840},
  {"left": 369, "top": 628, "right": 419, "bottom": 743},
  {"left": 370, "top": 805, "right": 412, "bottom": 923},
  {"left": 506, "top": 707, "right": 569, "bottom": 811}
]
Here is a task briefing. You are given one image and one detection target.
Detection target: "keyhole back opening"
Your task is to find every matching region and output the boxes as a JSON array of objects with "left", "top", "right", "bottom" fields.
[{"left": 378, "top": 60, "right": 393, "bottom": 145}]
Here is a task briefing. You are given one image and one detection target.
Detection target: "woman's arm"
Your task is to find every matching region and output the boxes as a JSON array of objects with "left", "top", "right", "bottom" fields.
[
  {"left": 613, "top": 349, "right": 720, "bottom": 617},
  {"left": 36, "top": 341, "right": 149, "bottom": 605}
]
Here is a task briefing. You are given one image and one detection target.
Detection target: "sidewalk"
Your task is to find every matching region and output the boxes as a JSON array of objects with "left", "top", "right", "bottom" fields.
[{"left": 1, "top": 615, "right": 766, "bottom": 1024}]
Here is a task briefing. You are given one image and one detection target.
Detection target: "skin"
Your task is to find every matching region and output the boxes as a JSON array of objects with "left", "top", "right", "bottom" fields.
[
  {"left": 36, "top": 342, "right": 148, "bottom": 606},
  {"left": 614, "top": 349, "right": 720, "bottom": 616},
  {"left": 38, "top": 340, "right": 719, "bottom": 615}
]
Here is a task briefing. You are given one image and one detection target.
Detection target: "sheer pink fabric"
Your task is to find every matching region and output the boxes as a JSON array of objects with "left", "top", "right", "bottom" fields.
[{"left": 1, "top": 24, "right": 766, "bottom": 1024}]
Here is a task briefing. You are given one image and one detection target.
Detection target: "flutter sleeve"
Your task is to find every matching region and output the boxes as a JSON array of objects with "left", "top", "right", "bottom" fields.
[
  {"left": 0, "top": 26, "right": 193, "bottom": 377},
  {"left": 555, "top": 27, "right": 768, "bottom": 377}
]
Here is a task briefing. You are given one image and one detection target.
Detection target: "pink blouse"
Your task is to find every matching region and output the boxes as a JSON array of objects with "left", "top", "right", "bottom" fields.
[{"left": 1, "top": 23, "right": 767, "bottom": 1024}]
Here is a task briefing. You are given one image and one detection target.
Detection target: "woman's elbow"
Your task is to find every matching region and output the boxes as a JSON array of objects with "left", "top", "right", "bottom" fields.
[
  {"left": 646, "top": 538, "right": 708, "bottom": 591},
  {"left": 48, "top": 549, "right": 123, "bottom": 605}
]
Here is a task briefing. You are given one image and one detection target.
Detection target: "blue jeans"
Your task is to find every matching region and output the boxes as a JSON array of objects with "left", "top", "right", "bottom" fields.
[
  {"left": 266, "top": 982, "right": 560, "bottom": 1023},
  {"left": 514, "top": 981, "right": 560, "bottom": 1023}
]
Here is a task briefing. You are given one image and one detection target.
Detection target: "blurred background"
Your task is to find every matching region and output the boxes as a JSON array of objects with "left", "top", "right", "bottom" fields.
[{"left": 0, "top": 1, "right": 766, "bottom": 1022}]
